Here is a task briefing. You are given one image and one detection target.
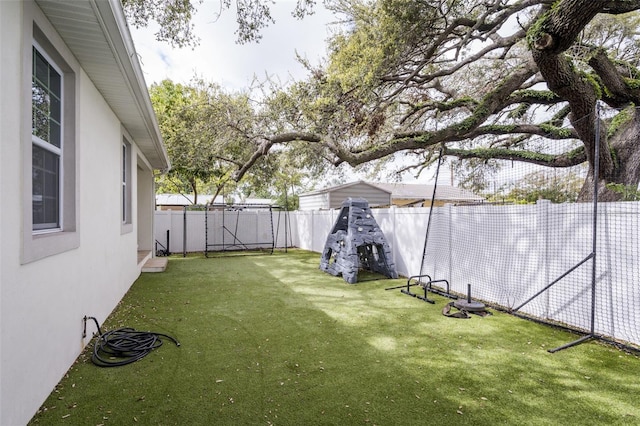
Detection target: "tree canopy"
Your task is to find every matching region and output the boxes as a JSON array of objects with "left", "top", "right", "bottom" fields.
[
  {"left": 121, "top": 0, "right": 317, "bottom": 45},
  {"left": 150, "top": 79, "right": 263, "bottom": 203},
  {"left": 150, "top": 79, "right": 312, "bottom": 205},
  {"left": 241, "top": 0, "right": 640, "bottom": 201},
  {"left": 133, "top": 0, "right": 640, "bottom": 202}
]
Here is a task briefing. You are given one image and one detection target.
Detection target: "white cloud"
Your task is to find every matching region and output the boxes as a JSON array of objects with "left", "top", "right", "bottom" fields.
[{"left": 130, "top": 0, "right": 335, "bottom": 91}]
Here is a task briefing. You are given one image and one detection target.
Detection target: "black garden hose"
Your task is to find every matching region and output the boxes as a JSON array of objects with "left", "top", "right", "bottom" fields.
[{"left": 84, "top": 316, "right": 180, "bottom": 367}]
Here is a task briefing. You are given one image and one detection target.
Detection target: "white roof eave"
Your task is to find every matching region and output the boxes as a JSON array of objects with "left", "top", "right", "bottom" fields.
[{"left": 36, "top": 0, "right": 170, "bottom": 171}]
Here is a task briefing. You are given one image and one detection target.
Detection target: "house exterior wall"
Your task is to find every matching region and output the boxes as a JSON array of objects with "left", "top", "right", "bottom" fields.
[
  {"left": 0, "top": 2, "right": 152, "bottom": 424},
  {"left": 137, "top": 157, "right": 155, "bottom": 252}
]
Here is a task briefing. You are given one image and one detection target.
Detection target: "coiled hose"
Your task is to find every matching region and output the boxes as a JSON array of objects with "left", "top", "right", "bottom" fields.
[{"left": 84, "top": 316, "right": 180, "bottom": 367}]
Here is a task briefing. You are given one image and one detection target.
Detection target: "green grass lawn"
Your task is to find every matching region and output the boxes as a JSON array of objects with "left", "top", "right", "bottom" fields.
[{"left": 30, "top": 250, "right": 640, "bottom": 425}]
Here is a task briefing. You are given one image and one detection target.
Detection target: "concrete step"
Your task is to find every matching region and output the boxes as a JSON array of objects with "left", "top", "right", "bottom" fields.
[{"left": 142, "top": 257, "right": 168, "bottom": 273}]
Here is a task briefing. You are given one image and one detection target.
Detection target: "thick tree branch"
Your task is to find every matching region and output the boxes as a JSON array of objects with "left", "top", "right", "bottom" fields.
[
  {"left": 269, "top": 132, "right": 322, "bottom": 144},
  {"left": 327, "top": 61, "right": 539, "bottom": 166},
  {"left": 507, "top": 89, "right": 562, "bottom": 106},
  {"left": 601, "top": 1, "right": 640, "bottom": 14},
  {"left": 232, "top": 132, "right": 323, "bottom": 181},
  {"left": 528, "top": 0, "right": 640, "bottom": 178},
  {"left": 467, "top": 123, "right": 578, "bottom": 140},
  {"left": 530, "top": 1, "right": 635, "bottom": 54},
  {"left": 444, "top": 145, "right": 586, "bottom": 168},
  {"left": 588, "top": 49, "right": 640, "bottom": 106}
]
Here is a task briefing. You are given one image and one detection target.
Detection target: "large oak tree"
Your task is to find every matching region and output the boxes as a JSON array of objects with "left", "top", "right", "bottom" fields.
[
  {"left": 263, "top": 0, "right": 640, "bottom": 202},
  {"left": 128, "top": 0, "right": 640, "bottom": 201}
]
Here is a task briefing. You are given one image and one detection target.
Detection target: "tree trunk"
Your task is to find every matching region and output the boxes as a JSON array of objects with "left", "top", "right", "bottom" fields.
[
  {"left": 189, "top": 176, "right": 198, "bottom": 205},
  {"left": 529, "top": 1, "right": 640, "bottom": 202},
  {"left": 578, "top": 110, "right": 640, "bottom": 202}
]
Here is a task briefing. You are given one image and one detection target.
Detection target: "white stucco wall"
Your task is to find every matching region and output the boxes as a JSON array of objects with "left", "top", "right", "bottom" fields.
[{"left": 0, "top": 2, "right": 149, "bottom": 424}]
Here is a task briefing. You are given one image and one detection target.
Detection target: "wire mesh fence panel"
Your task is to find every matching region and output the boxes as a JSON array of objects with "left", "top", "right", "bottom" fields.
[
  {"left": 418, "top": 155, "right": 639, "bottom": 350},
  {"left": 451, "top": 204, "right": 545, "bottom": 312},
  {"left": 594, "top": 202, "right": 640, "bottom": 345}
]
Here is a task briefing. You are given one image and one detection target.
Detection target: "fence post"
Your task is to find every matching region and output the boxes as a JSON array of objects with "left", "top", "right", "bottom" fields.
[
  {"left": 310, "top": 210, "right": 315, "bottom": 252},
  {"left": 182, "top": 206, "right": 186, "bottom": 257},
  {"left": 537, "top": 199, "right": 551, "bottom": 318},
  {"left": 446, "top": 203, "right": 453, "bottom": 285},
  {"left": 390, "top": 205, "right": 398, "bottom": 267}
]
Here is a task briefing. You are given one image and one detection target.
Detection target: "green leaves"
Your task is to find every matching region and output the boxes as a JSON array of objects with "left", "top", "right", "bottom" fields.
[
  {"left": 150, "top": 79, "right": 321, "bottom": 203},
  {"left": 150, "top": 79, "right": 257, "bottom": 200},
  {"left": 139, "top": 1, "right": 640, "bottom": 202},
  {"left": 121, "top": 0, "right": 200, "bottom": 48}
]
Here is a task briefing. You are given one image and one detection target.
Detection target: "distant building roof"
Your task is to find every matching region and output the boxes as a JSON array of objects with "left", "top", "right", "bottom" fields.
[
  {"left": 155, "top": 194, "right": 216, "bottom": 206},
  {"left": 298, "top": 181, "right": 393, "bottom": 210},
  {"left": 155, "top": 194, "right": 274, "bottom": 206},
  {"left": 296, "top": 180, "right": 483, "bottom": 210}
]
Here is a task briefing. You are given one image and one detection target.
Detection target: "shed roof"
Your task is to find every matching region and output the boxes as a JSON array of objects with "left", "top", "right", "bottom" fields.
[
  {"left": 36, "top": 0, "right": 169, "bottom": 170},
  {"left": 370, "top": 182, "right": 484, "bottom": 202},
  {"left": 299, "top": 180, "right": 392, "bottom": 197},
  {"left": 300, "top": 181, "right": 482, "bottom": 202}
]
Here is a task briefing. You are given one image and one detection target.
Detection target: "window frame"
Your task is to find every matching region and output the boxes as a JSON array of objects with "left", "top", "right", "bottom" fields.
[
  {"left": 22, "top": 7, "right": 79, "bottom": 264},
  {"left": 121, "top": 134, "right": 133, "bottom": 234},
  {"left": 32, "top": 41, "right": 64, "bottom": 233}
]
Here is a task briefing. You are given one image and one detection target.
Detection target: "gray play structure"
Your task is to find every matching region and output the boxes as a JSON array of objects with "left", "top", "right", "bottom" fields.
[{"left": 320, "top": 198, "right": 398, "bottom": 284}]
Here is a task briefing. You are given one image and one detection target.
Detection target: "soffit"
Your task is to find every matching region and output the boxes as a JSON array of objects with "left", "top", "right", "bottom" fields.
[{"left": 35, "top": 0, "right": 169, "bottom": 170}]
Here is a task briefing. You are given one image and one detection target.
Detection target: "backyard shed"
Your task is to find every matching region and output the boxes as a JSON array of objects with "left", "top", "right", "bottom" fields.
[
  {"left": 372, "top": 182, "right": 485, "bottom": 207},
  {"left": 298, "top": 181, "right": 392, "bottom": 210}
]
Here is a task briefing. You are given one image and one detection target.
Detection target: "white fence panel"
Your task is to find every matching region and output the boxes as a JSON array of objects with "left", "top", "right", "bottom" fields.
[
  {"left": 154, "top": 210, "right": 171, "bottom": 252},
  {"left": 154, "top": 208, "right": 293, "bottom": 254},
  {"left": 290, "top": 210, "right": 313, "bottom": 251},
  {"left": 392, "top": 207, "right": 434, "bottom": 278}
]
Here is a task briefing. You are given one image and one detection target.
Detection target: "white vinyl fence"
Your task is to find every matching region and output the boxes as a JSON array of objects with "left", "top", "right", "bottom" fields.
[
  {"left": 155, "top": 201, "right": 639, "bottom": 348},
  {"left": 154, "top": 208, "right": 293, "bottom": 254}
]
